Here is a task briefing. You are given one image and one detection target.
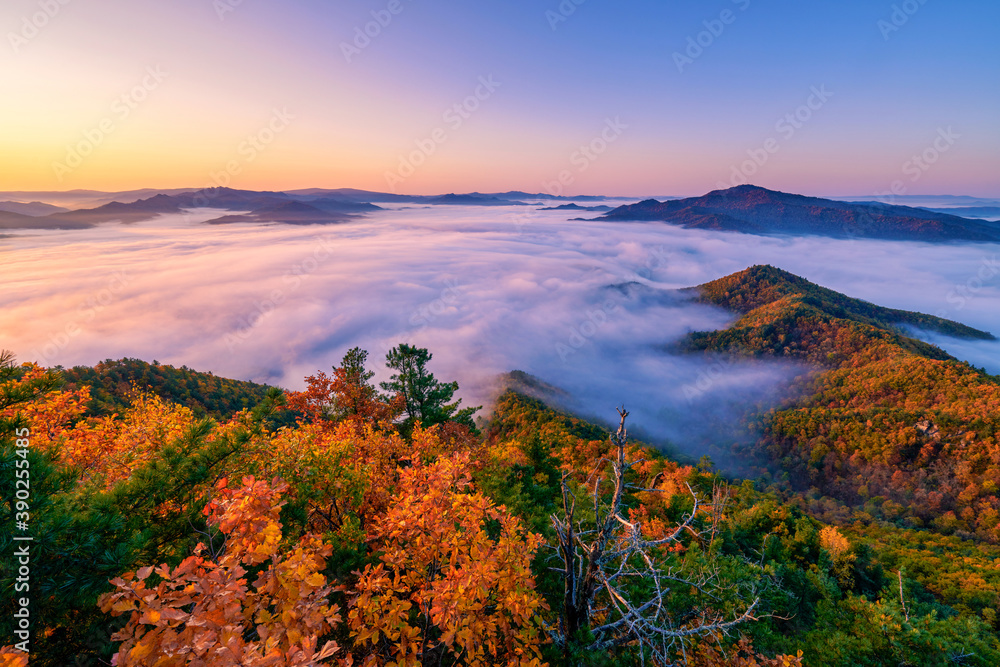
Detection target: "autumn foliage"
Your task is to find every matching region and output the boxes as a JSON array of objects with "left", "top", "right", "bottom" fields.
[
  {"left": 691, "top": 265, "right": 1000, "bottom": 541},
  {"left": 349, "top": 452, "right": 546, "bottom": 667},
  {"left": 7, "top": 317, "right": 1000, "bottom": 666},
  {"left": 43, "top": 346, "right": 542, "bottom": 667},
  {"left": 1, "top": 364, "right": 196, "bottom": 487},
  {"left": 100, "top": 476, "right": 341, "bottom": 666}
]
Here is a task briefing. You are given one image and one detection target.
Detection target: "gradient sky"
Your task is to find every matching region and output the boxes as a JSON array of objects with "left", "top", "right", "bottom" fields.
[{"left": 2, "top": 0, "right": 998, "bottom": 196}]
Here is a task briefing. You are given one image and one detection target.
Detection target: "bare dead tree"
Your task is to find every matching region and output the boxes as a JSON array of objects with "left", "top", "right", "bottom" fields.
[
  {"left": 548, "top": 407, "right": 760, "bottom": 665},
  {"left": 897, "top": 570, "right": 909, "bottom": 622}
]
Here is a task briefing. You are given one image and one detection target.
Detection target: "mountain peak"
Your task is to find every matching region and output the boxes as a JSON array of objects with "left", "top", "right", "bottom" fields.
[
  {"left": 709, "top": 184, "right": 778, "bottom": 195},
  {"left": 598, "top": 186, "right": 1000, "bottom": 243},
  {"left": 694, "top": 265, "right": 994, "bottom": 341}
]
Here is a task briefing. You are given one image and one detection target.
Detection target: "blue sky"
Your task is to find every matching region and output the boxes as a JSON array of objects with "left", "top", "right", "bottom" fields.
[{"left": 3, "top": 0, "right": 998, "bottom": 195}]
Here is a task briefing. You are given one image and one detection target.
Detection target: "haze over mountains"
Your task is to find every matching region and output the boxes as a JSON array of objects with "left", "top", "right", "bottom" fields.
[
  {"left": 0, "top": 186, "right": 624, "bottom": 214},
  {"left": 0, "top": 200, "right": 69, "bottom": 216},
  {"left": 922, "top": 206, "right": 1000, "bottom": 220},
  {"left": 0, "top": 187, "right": 572, "bottom": 229},
  {"left": 24, "top": 261, "right": 1000, "bottom": 665},
  {"left": 3, "top": 184, "right": 999, "bottom": 245}
]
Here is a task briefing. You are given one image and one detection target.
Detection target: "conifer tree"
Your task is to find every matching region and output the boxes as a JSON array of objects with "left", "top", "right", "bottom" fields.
[{"left": 381, "top": 344, "right": 479, "bottom": 431}]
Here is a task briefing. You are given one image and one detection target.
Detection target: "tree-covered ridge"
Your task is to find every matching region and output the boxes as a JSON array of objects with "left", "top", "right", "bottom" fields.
[
  {"left": 689, "top": 264, "right": 994, "bottom": 341},
  {"left": 59, "top": 358, "right": 278, "bottom": 420},
  {"left": 685, "top": 265, "right": 1000, "bottom": 542}
]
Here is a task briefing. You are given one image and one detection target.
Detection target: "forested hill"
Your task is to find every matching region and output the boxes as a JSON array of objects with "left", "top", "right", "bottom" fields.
[
  {"left": 59, "top": 358, "right": 278, "bottom": 419},
  {"left": 689, "top": 264, "right": 994, "bottom": 343},
  {"left": 684, "top": 265, "right": 1000, "bottom": 542}
]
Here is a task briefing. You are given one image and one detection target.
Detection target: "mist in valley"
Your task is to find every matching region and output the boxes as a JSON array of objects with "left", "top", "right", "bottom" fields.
[{"left": 2, "top": 202, "right": 998, "bottom": 468}]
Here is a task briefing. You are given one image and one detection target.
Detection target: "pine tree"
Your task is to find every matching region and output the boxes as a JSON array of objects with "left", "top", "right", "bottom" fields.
[{"left": 381, "top": 344, "right": 479, "bottom": 432}]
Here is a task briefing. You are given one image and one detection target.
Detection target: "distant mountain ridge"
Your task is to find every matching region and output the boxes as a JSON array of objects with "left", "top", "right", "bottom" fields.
[
  {"left": 0, "top": 187, "right": 549, "bottom": 230},
  {"left": 284, "top": 188, "right": 625, "bottom": 203},
  {"left": 426, "top": 193, "right": 528, "bottom": 206},
  {"left": 599, "top": 185, "right": 1000, "bottom": 243},
  {"left": 204, "top": 199, "right": 373, "bottom": 225},
  {"left": 0, "top": 209, "right": 92, "bottom": 230},
  {"left": 4, "top": 184, "right": 999, "bottom": 239},
  {"left": 12, "top": 188, "right": 381, "bottom": 228},
  {"left": 58, "top": 357, "right": 284, "bottom": 421},
  {"left": 921, "top": 206, "right": 1000, "bottom": 219},
  {"left": 0, "top": 200, "right": 69, "bottom": 216}
]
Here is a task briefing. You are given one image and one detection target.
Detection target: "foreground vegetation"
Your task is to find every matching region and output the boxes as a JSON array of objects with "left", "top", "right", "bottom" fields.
[{"left": 0, "top": 343, "right": 995, "bottom": 666}]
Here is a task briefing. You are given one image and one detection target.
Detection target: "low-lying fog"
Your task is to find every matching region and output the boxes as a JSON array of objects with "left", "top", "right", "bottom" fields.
[{"left": 2, "top": 204, "right": 998, "bottom": 466}]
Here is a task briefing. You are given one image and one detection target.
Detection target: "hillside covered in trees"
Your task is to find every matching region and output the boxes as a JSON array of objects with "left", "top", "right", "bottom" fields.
[
  {"left": 685, "top": 265, "right": 1000, "bottom": 541},
  {"left": 3, "top": 266, "right": 1000, "bottom": 666},
  {"left": 59, "top": 358, "right": 279, "bottom": 421}
]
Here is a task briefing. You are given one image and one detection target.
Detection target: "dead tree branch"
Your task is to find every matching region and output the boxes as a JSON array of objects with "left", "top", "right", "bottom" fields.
[{"left": 549, "top": 407, "right": 760, "bottom": 665}]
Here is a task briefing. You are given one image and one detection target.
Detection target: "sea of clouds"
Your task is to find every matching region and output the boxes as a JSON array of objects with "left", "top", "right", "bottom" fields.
[{"left": 2, "top": 203, "right": 998, "bottom": 465}]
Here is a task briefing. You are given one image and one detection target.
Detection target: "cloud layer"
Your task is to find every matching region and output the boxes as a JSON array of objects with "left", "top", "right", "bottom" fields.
[{"left": 2, "top": 204, "right": 998, "bottom": 462}]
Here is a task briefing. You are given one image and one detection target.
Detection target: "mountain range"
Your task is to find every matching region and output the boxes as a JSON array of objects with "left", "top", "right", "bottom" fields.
[
  {"left": 0, "top": 187, "right": 546, "bottom": 230},
  {"left": 4, "top": 185, "right": 1000, "bottom": 244},
  {"left": 597, "top": 184, "right": 1000, "bottom": 243},
  {"left": 505, "top": 264, "right": 1000, "bottom": 549},
  {"left": 0, "top": 200, "right": 69, "bottom": 216}
]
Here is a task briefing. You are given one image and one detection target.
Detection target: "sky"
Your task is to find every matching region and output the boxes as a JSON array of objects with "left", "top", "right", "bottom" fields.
[{"left": 2, "top": 0, "right": 999, "bottom": 196}]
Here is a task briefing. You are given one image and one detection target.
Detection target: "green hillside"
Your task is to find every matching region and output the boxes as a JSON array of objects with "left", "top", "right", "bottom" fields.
[{"left": 58, "top": 357, "right": 279, "bottom": 420}]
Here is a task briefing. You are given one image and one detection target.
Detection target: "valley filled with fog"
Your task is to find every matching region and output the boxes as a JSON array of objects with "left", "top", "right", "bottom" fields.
[{"left": 2, "top": 203, "right": 998, "bottom": 462}]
